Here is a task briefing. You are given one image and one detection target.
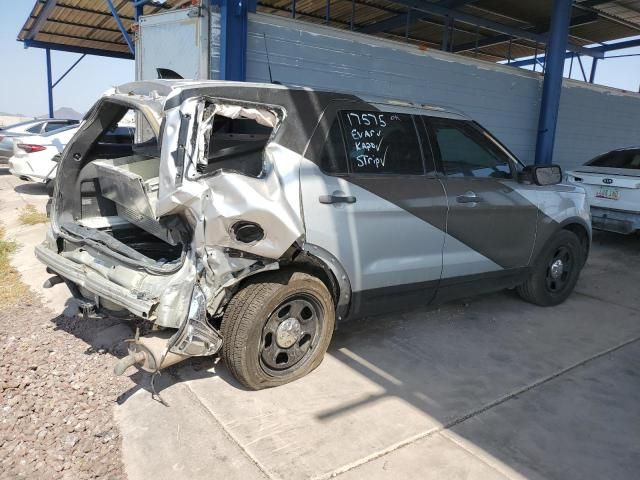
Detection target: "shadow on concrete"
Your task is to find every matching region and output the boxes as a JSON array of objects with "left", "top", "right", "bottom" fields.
[
  {"left": 306, "top": 230, "right": 640, "bottom": 479},
  {"left": 14, "top": 182, "right": 47, "bottom": 196},
  {"left": 0, "top": 167, "right": 11, "bottom": 176},
  {"left": 44, "top": 229, "right": 640, "bottom": 479}
]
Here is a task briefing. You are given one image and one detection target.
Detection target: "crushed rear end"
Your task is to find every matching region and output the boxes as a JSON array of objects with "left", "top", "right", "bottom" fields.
[{"left": 35, "top": 81, "right": 304, "bottom": 375}]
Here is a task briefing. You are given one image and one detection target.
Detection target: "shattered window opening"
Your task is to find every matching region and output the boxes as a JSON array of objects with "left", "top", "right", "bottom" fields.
[{"left": 195, "top": 101, "right": 281, "bottom": 178}]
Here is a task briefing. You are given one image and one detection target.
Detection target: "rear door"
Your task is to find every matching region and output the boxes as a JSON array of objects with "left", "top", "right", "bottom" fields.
[
  {"left": 300, "top": 102, "right": 447, "bottom": 318},
  {"left": 423, "top": 116, "right": 538, "bottom": 298}
]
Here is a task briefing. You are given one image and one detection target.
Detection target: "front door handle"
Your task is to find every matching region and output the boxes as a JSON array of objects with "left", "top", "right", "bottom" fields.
[
  {"left": 319, "top": 194, "right": 357, "bottom": 204},
  {"left": 456, "top": 191, "right": 484, "bottom": 204}
]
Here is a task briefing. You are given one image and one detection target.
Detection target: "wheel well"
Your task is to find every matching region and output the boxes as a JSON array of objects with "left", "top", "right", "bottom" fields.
[
  {"left": 284, "top": 256, "right": 340, "bottom": 308},
  {"left": 229, "top": 256, "right": 340, "bottom": 313},
  {"left": 562, "top": 223, "right": 590, "bottom": 258}
]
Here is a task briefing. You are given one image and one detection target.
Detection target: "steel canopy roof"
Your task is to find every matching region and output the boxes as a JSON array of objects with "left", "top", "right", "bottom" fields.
[{"left": 17, "top": 0, "right": 640, "bottom": 62}]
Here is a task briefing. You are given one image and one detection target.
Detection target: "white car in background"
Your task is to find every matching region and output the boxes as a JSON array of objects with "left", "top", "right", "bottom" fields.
[
  {"left": 8, "top": 125, "right": 80, "bottom": 186},
  {"left": 567, "top": 147, "right": 640, "bottom": 234},
  {"left": 0, "top": 118, "right": 78, "bottom": 164}
]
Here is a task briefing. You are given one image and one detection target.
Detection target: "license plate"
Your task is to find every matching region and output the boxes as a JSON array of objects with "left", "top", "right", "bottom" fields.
[{"left": 596, "top": 186, "right": 619, "bottom": 200}]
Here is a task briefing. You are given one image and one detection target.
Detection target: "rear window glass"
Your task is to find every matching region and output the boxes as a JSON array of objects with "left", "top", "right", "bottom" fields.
[
  {"left": 340, "top": 111, "right": 424, "bottom": 175},
  {"left": 587, "top": 150, "right": 640, "bottom": 169}
]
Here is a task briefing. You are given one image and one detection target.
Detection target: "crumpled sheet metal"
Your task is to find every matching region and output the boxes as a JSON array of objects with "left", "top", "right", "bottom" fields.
[{"left": 156, "top": 100, "right": 304, "bottom": 261}]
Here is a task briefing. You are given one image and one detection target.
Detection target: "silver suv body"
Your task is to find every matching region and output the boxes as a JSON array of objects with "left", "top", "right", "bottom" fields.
[{"left": 36, "top": 81, "right": 590, "bottom": 389}]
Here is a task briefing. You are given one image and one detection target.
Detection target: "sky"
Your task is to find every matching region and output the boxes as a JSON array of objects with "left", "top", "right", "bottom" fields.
[
  {"left": 0, "top": 2, "right": 639, "bottom": 117},
  {"left": 0, "top": 2, "right": 133, "bottom": 117}
]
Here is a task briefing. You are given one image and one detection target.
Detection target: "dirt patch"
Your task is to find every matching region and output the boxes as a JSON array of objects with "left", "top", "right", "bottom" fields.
[
  {"left": 18, "top": 204, "right": 48, "bottom": 225},
  {"left": 0, "top": 234, "right": 132, "bottom": 479},
  {"left": 0, "top": 225, "right": 29, "bottom": 306}
]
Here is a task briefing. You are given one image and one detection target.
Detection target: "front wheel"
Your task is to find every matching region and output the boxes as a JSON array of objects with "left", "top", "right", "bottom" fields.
[
  {"left": 221, "top": 271, "right": 335, "bottom": 390},
  {"left": 517, "top": 230, "right": 584, "bottom": 306}
]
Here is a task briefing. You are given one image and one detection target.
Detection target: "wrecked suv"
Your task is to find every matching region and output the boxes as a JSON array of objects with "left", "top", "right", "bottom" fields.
[{"left": 36, "top": 80, "right": 591, "bottom": 389}]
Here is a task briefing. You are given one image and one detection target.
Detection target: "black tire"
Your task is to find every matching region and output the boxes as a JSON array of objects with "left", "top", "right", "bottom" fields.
[
  {"left": 221, "top": 270, "right": 335, "bottom": 390},
  {"left": 517, "top": 230, "right": 584, "bottom": 306}
]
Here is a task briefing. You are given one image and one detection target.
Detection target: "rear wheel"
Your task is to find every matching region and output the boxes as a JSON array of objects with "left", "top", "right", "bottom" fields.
[
  {"left": 517, "top": 230, "right": 584, "bottom": 306},
  {"left": 221, "top": 271, "right": 335, "bottom": 390}
]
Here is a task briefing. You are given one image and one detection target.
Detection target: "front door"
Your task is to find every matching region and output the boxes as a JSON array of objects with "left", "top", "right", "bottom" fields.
[
  {"left": 423, "top": 116, "right": 538, "bottom": 298},
  {"left": 300, "top": 103, "right": 448, "bottom": 318}
]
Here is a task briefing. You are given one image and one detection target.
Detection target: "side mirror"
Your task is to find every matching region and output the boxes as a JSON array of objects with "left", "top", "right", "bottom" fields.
[{"left": 523, "top": 164, "right": 563, "bottom": 186}]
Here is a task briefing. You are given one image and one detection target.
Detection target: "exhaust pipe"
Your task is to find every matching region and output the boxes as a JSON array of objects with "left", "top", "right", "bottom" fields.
[{"left": 114, "top": 331, "right": 189, "bottom": 376}]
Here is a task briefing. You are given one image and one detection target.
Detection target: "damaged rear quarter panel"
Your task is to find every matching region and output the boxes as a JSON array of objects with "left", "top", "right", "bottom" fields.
[{"left": 155, "top": 97, "right": 305, "bottom": 308}]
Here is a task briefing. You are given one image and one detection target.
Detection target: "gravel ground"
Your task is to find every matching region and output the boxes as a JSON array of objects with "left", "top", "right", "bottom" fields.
[{"left": 0, "top": 291, "right": 133, "bottom": 480}]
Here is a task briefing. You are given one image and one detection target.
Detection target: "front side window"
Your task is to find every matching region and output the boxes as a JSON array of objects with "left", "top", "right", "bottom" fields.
[
  {"left": 430, "top": 118, "right": 512, "bottom": 178},
  {"left": 340, "top": 111, "right": 424, "bottom": 175}
]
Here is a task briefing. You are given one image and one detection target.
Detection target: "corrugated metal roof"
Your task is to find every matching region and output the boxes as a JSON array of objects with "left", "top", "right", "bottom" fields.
[{"left": 17, "top": 0, "right": 640, "bottom": 62}]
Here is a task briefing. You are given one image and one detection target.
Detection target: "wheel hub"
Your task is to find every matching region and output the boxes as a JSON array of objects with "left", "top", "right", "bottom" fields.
[
  {"left": 276, "top": 317, "right": 302, "bottom": 348},
  {"left": 550, "top": 259, "right": 564, "bottom": 279}
]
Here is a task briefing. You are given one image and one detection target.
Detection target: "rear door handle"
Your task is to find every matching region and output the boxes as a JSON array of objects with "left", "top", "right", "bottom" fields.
[
  {"left": 319, "top": 194, "right": 357, "bottom": 204},
  {"left": 456, "top": 191, "right": 484, "bottom": 204}
]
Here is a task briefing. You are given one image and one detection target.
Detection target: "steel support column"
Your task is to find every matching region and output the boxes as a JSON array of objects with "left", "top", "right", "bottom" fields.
[
  {"left": 104, "top": 0, "right": 135, "bottom": 54},
  {"left": 534, "top": 0, "right": 572, "bottom": 165},
  {"left": 46, "top": 49, "right": 54, "bottom": 118},
  {"left": 589, "top": 57, "right": 598, "bottom": 83},
  {"left": 217, "top": 0, "right": 250, "bottom": 81}
]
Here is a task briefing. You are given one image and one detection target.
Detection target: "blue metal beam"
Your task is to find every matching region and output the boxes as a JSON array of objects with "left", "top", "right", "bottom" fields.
[
  {"left": 46, "top": 49, "right": 54, "bottom": 118},
  {"left": 358, "top": 0, "right": 601, "bottom": 58},
  {"left": 589, "top": 57, "right": 598, "bottom": 83},
  {"left": 26, "top": 0, "right": 58, "bottom": 40},
  {"left": 104, "top": 0, "right": 135, "bottom": 54},
  {"left": 23, "top": 39, "right": 133, "bottom": 60},
  {"left": 52, "top": 54, "right": 86, "bottom": 89},
  {"left": 510, "top": 37, "right": 640, "bottom": 68},
  {"left": 453, "top": 12, "right": 598, "bottom": 54},
  {"left": 535, "top": 0, "right": 573, "bottom": 165},
  {"left": 359, "top": 0, "right": 477, "bottom": 35},
  {"left": 134, "top": 0, "right": 145, "bottom": 21},
  {"left": 216, "top": 0, "right": 249, "bottom": 81}
]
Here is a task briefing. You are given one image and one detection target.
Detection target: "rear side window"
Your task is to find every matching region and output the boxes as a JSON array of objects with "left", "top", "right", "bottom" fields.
[
  {"left": 26, "top": 123, "right": 44, "bottom": 134},
  {"left": 340, "top": 111, "right": 424, "bottom": 175},
  {"left": 429, "top": 118, "right": 512, "bottom": 178},
  {"left": 587, "top": 150, "right": 640, "bottom": 169},
  {"left": 44, "top": 122, "right": 67, "bottom": 132}
]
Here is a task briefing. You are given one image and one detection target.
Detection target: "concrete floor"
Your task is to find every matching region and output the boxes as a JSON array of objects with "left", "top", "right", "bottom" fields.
[{"left": 2, "top": 169, "right": 639, "bottom": 480}]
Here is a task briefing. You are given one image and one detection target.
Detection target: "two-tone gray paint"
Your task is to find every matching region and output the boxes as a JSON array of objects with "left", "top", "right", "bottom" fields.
[
  {"left": 206, "top": 12, "right": 640, "bottom": 171},
  {"left": 37, "top": 81, "right": 590, "bottom": 345}
]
